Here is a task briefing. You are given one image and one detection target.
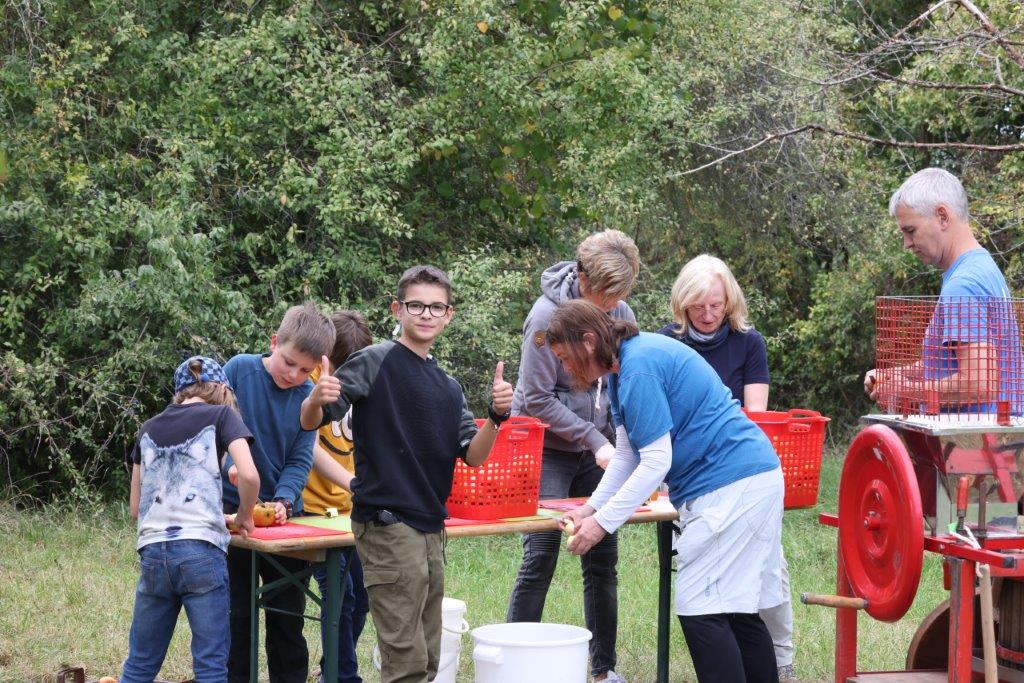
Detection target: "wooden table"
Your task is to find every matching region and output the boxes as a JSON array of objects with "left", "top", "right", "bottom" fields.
[{"left": 230, "top": 499, "right": 679, "bottom": 682}]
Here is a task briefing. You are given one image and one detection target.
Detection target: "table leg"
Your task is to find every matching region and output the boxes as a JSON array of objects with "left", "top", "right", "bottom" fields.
[
  {"left": 656, "top": 520, "right": 672, "bottom": 683},
  {"left": 322, "top": 548, "right": 353, "bottom": 683},
  {"left": 250, "top": 550, "right": 259, "bottom": 683}
]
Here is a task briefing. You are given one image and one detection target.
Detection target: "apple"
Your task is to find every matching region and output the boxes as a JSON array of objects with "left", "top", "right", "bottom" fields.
[
  {"left": 252, "top": 502, "right": 277, "bottom": 527},
  {"left": 226, "top": 503, "right": 279, "bottom": 531}
]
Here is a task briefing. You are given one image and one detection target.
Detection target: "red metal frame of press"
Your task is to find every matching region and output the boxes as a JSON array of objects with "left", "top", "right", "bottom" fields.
[{"left": 823, "top": 481, "right": 1024, "bottom": 683}]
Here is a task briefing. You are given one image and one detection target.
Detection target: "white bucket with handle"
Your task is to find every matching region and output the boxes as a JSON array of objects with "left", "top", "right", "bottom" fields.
[
  {"left": 373, "top": 597, "right": 469, "bottom": 683},
  {"left": 471, "top": 622, "right": 592, "bottom": 683},
  {"left": 436, "top": 597, "right": 470, "bottom": 683}
]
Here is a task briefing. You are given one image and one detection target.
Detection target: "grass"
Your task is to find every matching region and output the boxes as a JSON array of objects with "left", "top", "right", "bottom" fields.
[{"left": 1, "top": 447, "right": 949, "bottom": 682}]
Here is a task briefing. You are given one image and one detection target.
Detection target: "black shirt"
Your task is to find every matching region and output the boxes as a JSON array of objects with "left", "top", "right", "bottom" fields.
[{"left": 319, "top": 340, "right": 478, "bottom": 532}]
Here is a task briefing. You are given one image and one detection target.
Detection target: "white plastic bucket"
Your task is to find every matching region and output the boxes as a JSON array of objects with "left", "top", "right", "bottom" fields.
[
  {"left": 442, "top": 596, "right": 470, "bottom": 634},
  {"left": 372, "top": 597, "right": 469, "bottom": 683},
  {"left": 471, "top": 622, "right": 592, "bottom": 683},
  {"left": 435, "top": 597, "right": 470, "bottom": 683}
]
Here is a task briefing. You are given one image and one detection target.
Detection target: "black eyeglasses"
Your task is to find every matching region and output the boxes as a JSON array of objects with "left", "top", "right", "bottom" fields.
[{"left": 398, "top": 300, "right": 451, "bottom": 317}]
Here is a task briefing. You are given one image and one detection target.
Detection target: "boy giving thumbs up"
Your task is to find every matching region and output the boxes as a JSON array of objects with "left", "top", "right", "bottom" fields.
[{"left": 300, "top": 265, "right": 512, "bottom": 683}]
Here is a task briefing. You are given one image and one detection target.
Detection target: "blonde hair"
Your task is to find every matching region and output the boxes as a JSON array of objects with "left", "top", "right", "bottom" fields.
[
  {"left": 669, "top": 254, "right": 750, "bottom": 334},
  {"left": 576, "top": 229, "right": 640, "bottom": 298}
]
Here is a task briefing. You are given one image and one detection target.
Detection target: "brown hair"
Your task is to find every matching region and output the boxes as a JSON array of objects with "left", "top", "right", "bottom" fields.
[
  {"left": 546, "top": 300, "right": 639, "bottom": 390},
  {"left": 576, "top": 229, "right": 641, "bottom": 298},
  {"left": 276, "top": 302, "right": 336, "bottom": 358},
  {"left": 327, "top": 310, "right": 372, "bottom": 368},
  {"left": 396, "top": 264, "right": 452, "bottom": 304},
  {"left": 173, "top": 359, "right": 239, "bottom": 411}
]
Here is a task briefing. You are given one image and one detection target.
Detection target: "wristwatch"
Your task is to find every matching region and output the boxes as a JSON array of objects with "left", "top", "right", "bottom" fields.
[
  {"left": 272, "top": 497, "right": 294, "bottom": 519},
  {"left": 487, "top": 402, "right": 511, "bottom": 426}
]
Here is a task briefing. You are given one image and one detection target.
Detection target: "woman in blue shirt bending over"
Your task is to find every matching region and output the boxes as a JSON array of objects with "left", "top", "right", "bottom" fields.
[
  {"left": 552, "top": 299, "right": 784, "bottom": 683},
  {"left": 658, "top": 254, "right": 795, "bottom": 682}
]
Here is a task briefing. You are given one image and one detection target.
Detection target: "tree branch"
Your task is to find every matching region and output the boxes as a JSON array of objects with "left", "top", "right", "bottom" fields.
[
  {"left": 872, "top": 70, "right": 1024, "bottom": 97},
  {"left": 667, "top": 126, "right": 818, "bottom": 177},
  {"left": 754, "top": 57, "right": 1024, "bottom": 97},
  {"left": 956, "top": 0, "right": 1024, "bottom": 70},
  {"left": 668, "top": 124, "right": 1024, "bottom": 178},
  {"left": 831, "top": 0, "right": 959, "bottom": 81}
]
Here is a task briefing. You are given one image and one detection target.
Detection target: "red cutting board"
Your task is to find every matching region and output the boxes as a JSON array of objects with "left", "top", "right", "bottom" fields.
[{"left": 232, "top": 522, "right": 350, "bottom": 540}]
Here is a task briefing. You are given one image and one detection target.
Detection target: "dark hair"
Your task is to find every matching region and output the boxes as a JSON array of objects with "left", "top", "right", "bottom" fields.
[
  {"left": 276, "top": 301, "right": 336, "bottom": 358},
  {"left": 327, "top": 310, "right": 372, "bottom": 368},
  {"left": 546, "top": 300, "right": 639, "bottom": 389},
  {"left": 396, "top": 265, "right": 452, "bottom": 304},
  {"left": 173, "top": 359, "right": 239, "bottom": 411}
]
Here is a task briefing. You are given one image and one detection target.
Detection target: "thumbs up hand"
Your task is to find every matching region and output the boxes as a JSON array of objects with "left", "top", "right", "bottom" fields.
[
  {"left": 309, "top": 355, "right": 342, "bottom": 407},
  {"left": 491, "top": 361, "right": 513, "bottom": 416}
]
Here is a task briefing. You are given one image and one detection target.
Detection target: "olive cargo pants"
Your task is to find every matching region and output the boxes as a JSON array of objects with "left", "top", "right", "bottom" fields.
[{"left": 353, "top": 519, "right": 444, "bottom": 683}]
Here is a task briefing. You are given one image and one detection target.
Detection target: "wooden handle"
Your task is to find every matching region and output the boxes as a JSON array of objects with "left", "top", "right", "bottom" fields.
[
  {"left": 979, "top": 565, "right": 997, "bottom": 683},
  {"left": 800, "top": 593, "right": 868, "bottom": 610}
]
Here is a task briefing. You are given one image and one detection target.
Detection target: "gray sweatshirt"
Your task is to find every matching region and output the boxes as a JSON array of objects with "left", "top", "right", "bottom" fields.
[{"left": 511, "top": 261, "right": 636, "bottom": 453}]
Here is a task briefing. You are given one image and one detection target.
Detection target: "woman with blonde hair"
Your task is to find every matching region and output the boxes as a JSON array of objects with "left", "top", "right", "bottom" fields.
[
  {"left": 659, "top": 254, "right": 795, "bottom": 682},
  {"left": 659, "top": 254, "right": 768, "bottom": 410}
]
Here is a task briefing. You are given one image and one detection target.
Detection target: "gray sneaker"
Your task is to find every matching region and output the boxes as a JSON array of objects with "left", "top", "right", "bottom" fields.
[
  {"left": 594, "top": 671, "right": 627, "bottom": 683},
  {"left": 778, "top": 664, "right": 797, "bottom": 682}
]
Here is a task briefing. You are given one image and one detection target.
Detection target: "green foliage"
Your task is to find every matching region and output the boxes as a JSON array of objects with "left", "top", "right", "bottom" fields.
[{"left": 4, "top": 0, "right": 1024, "bottom": 499}]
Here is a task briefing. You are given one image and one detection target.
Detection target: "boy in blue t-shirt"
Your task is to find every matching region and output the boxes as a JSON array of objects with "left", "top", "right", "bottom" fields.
[
  {"left": 122, "top": 356, "right": 260, "bottom": 683},
  {"left": 222, "top": 302, "right": 337, "bottom": 683}
]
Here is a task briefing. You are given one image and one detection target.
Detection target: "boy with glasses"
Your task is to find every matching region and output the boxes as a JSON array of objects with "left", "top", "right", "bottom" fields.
[{"left": 301, "top": 265, "right": 513, "bottom": 683}]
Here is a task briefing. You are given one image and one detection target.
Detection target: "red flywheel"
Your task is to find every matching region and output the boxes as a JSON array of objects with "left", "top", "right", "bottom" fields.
[{"left": 838, "top": 424, "right": 924, "bottom": 622}]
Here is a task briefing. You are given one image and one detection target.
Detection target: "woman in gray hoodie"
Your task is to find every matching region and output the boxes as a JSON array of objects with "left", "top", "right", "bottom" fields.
[{"left": 506, "top": 229, "right": 640, "bottom": 683}]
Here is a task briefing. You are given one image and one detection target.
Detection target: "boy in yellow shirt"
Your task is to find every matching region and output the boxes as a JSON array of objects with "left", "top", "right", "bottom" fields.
[{"left": 304, "top": 310, "right": 372, "bottom": 683}]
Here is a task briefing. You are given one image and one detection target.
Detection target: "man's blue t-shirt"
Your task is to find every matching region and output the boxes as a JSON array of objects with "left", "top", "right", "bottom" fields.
[
  {"left": 923, "top": 248, "right": 1021, "bottom": 413},
  {"left": 222, "top": 353, "right": 316, "bottom": 513},
  {"left": 608, "top": 332, "right": 779, "bottom": 507}
]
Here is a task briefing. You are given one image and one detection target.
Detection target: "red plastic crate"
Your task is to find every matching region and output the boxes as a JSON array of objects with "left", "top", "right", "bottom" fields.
[
  {"left": 744, "top": 409, "right": 829, "bottom": 509},
  {"left": 874, "top": 296, "right": 1024, "bottom": 422},
  {"left": 446, "top": 417, "right": 546, "bottom": 520}
]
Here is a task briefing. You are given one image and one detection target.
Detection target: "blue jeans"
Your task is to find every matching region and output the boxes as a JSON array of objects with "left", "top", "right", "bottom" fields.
[
  {"left": 506, "top": 448, "right": 619, "bottom": 676},
  {"left": 314, "top": 549, "right": 369, "bottom": 683},
  {"left": 121, "top": 540, "right": 229, "bottom": 683}
]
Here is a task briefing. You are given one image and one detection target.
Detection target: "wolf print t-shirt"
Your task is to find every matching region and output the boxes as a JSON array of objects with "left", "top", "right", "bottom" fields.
[{"left": 131, "top": 402, "right": 253, "bottom": 553}]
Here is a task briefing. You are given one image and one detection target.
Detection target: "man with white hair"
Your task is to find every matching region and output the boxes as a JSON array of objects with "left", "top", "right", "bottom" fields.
[{"left": 864, "top": 167, "right": 1015, "bottom": 410}]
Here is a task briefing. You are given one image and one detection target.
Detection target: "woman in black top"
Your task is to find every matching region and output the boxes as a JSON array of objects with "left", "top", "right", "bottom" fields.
[{"left": 658, "top": 254, "right": 795, "bottom": 683}]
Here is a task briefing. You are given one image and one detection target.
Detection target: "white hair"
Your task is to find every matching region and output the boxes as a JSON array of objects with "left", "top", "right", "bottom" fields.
[{"left": 888, "top": 167, "right": 969, "bottom": 222}]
